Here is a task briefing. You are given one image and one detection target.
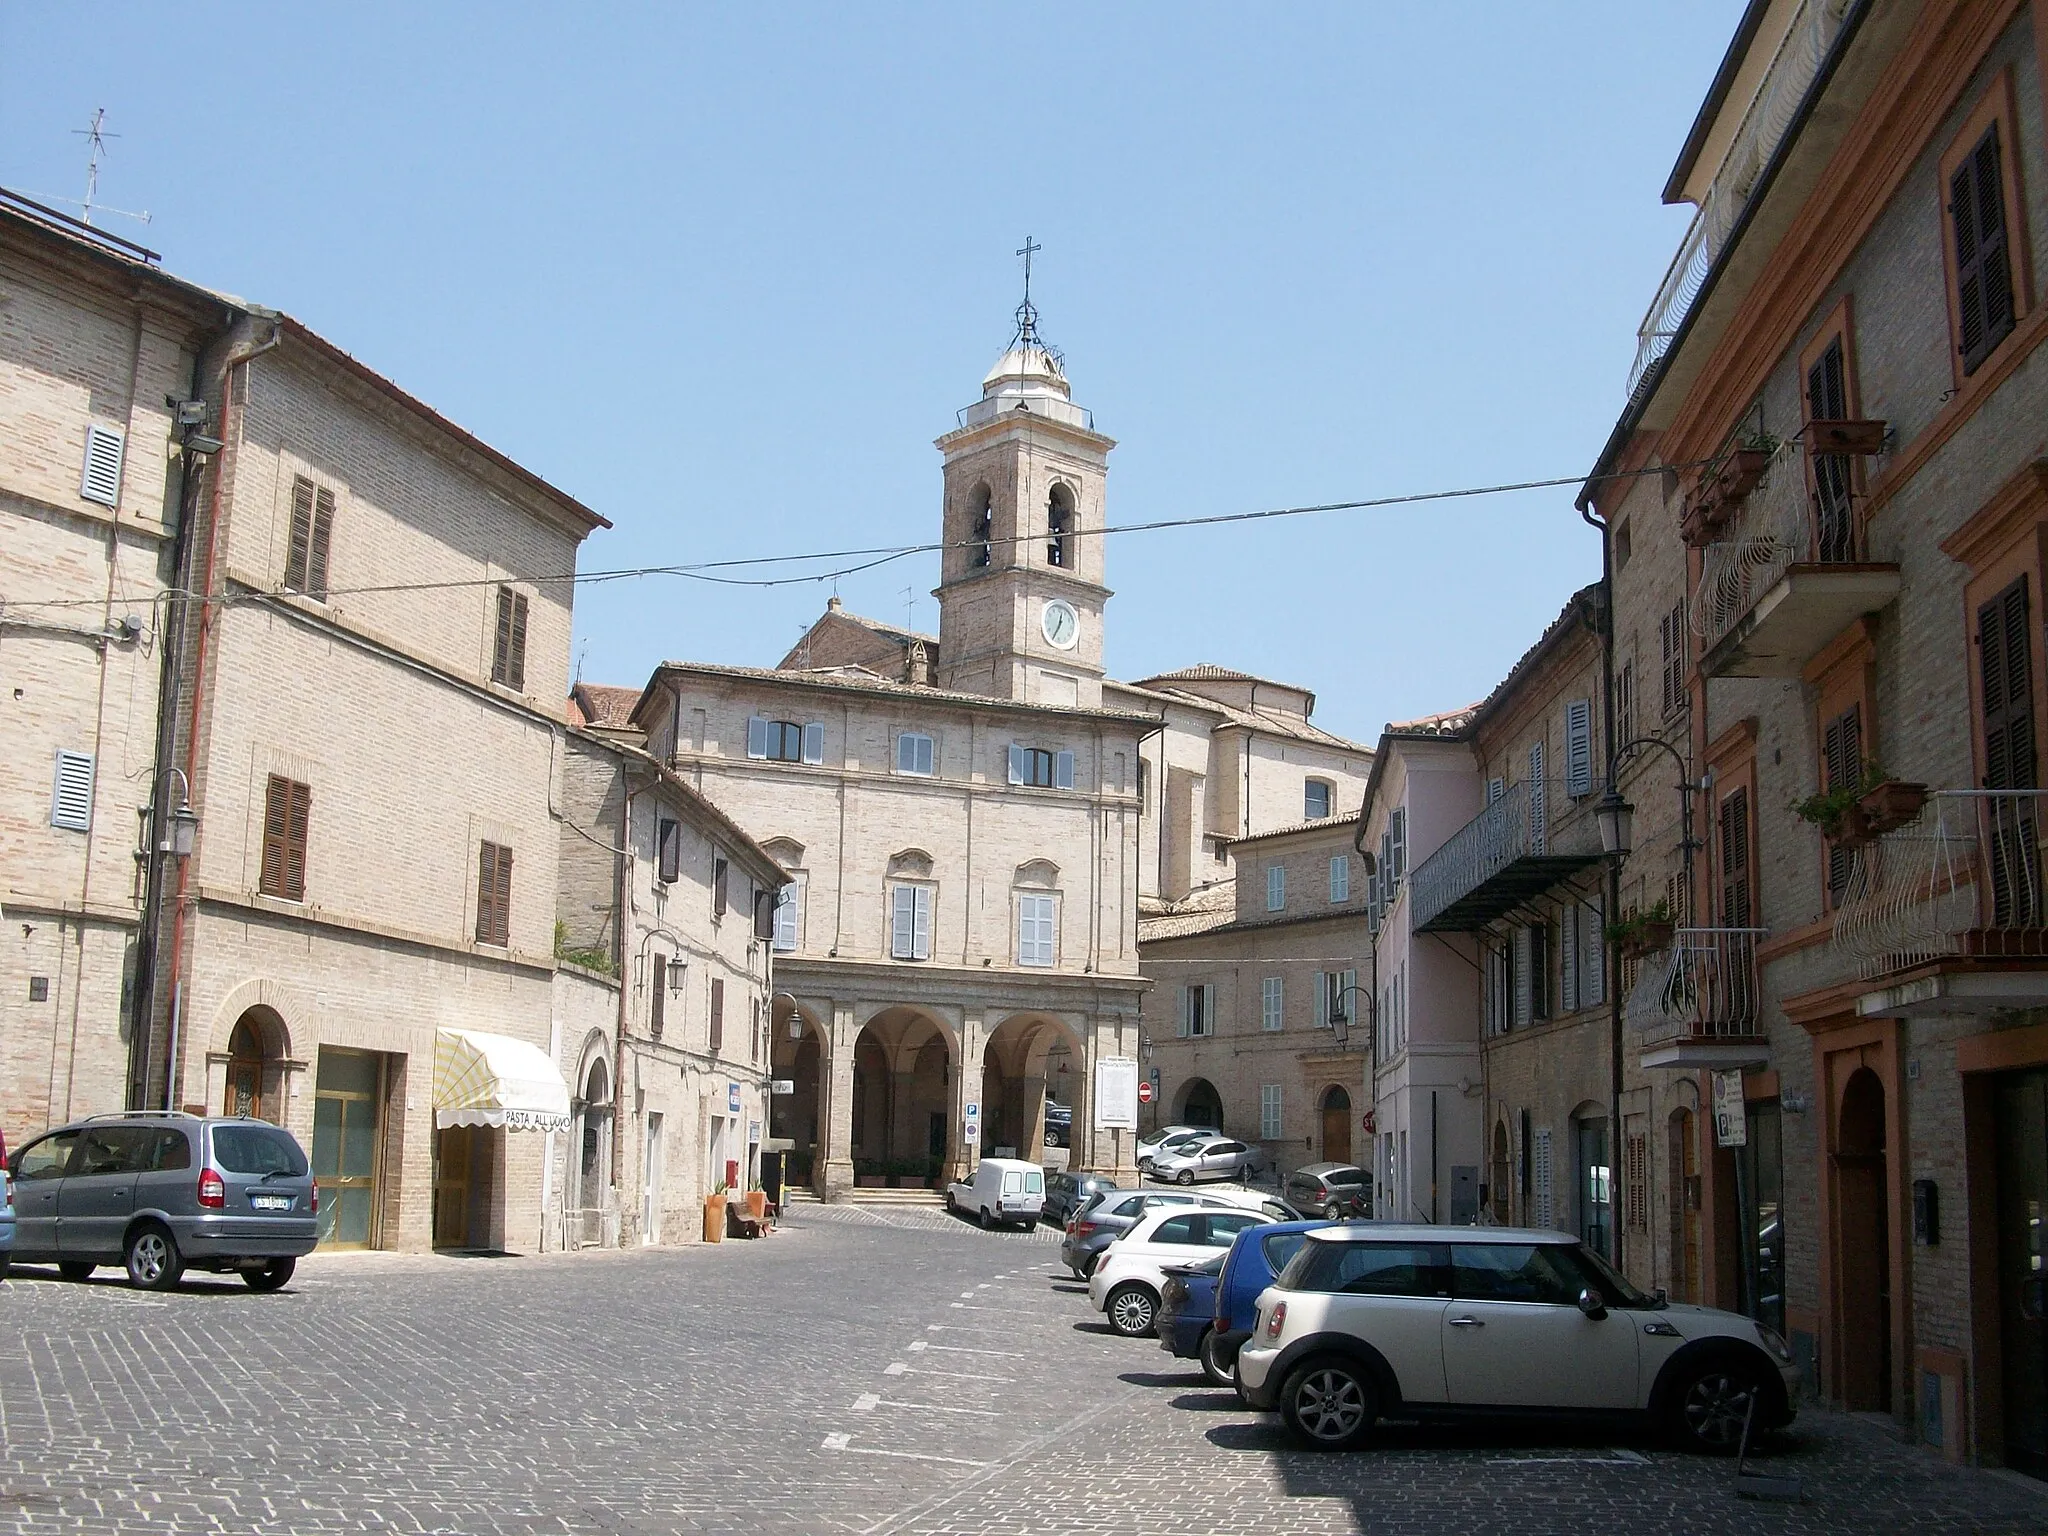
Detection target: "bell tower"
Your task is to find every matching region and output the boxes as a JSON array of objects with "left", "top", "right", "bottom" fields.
[{"left": 933, "top": 245, "right": 1115, "bottom": 708}]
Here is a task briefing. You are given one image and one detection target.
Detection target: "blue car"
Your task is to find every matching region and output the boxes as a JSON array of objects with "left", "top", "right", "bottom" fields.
[
  {"left": 1156, "top": 1253, "right": 1226, "bottom": 1379},
  {"left": 1162, "top": 1219, "right": 1327, "bottom": 1386}
]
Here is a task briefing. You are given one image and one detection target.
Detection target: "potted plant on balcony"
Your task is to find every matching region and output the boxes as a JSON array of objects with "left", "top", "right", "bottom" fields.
[
  {"left": 1857, "top": 775, "right": 1929, "bottom": 836},
  {"left": 1806, "top": 418, "right": 1889, "bottom": 455},
  {"left": 1792, "top": 761, "right": 1895, "bottom": 848},
  {"left": 702, "top": 1182, "right": 728, "bottom": 1244},
  {"left": 1605, "top": 899, "right": 1676, "bottom": 958}
]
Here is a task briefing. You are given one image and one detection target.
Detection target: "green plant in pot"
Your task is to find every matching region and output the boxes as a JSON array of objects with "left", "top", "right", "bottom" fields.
[
  {"left": 1605, "top": 899, "right": 1676, "bottom": 956},
  {"left": 1792, "top": 761, "right": 1897, "bottom": 846}
]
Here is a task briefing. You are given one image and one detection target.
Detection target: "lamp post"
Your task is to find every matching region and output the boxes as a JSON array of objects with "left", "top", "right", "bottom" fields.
[{"left": 132, "top": 768, "right": 201, "bottom": 1110}]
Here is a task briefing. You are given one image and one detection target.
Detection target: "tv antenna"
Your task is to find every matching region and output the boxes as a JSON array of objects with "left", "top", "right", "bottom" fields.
[{"left": 26, "top": 109, "right": 153, "bottom": 230}]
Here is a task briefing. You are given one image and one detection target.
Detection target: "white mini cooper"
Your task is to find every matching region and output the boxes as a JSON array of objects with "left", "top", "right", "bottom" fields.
[{"left": 1236, "top": 1224, "right": 1800, "bottom": 1454}]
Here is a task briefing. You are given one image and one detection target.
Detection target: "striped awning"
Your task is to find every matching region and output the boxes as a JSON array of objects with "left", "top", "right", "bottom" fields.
[{"left": 432, "top": 1028, "right": 571, "bottom": 1132}]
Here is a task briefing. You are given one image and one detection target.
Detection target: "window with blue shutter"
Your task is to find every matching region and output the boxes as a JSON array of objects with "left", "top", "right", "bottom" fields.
[
  {"left": 79, "top": 424, "right": 125, "bottom": 508},
  {"left": 50, "top": 750, "right": 95, "bottom": 832},
  {"left": 1266, "top": 865, "right": 1286, "bottom": 912},
  {"left": 1261, "top": 976, "right": 1283, "bottom": 1031},
  {"left": 1017, "top": 894, "right": 1056, "bottom": 967},
  {"left": 801, "top": 722, "right": 825, "bottom": 764},
  {"left": 1565, "top": 700, "right": 1593, "bottom": 798},
  {"left": 1329, "top": 855, "right": 1349, "bottom": 903},
  {"left": 896, "top": 732, "right": 934, "bottom": 776}
]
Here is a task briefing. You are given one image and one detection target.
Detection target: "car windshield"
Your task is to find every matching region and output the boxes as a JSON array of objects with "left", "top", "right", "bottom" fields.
[
  {"left": 1324, "top": 1168, "right": 1365, "bottom": 1186},
  {"left": 211, "top": 1125, "right": 308, "bottom": 1177},
  {"left": 1572, "top": 1240, "right": 1658, "bottom": 1309}
]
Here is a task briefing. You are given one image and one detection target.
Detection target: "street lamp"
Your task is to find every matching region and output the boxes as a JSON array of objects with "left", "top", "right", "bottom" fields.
[
  {"left": 156, "top": 769, "right": 199, "bottom": 858},
  {"left": 1595, "top": 788, "right": 1634, "bottom": 860},
  {"left": 1600, "top": 737, "right": 1702, "bottom": 876}
]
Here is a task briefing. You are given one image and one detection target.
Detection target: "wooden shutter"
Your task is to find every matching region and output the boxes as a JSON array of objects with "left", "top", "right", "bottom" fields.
[
  {"left": 1178, "top": 985, "right": 1193, "bottom": 1038},
  {"left": 79, "top": 423, "right": 125, "bottom": 507},
  {"left": 50, "top": 749, "right": 95, "bottom": 831},
  {"left": 283, "top": 778, "right": 310, "bottom": 900},
  {"left": 657, "top": 818, "right": 681, "bottom": 883},
  {"left": 710, "top": 978, "right": 724, "bottom": 1051},
  {"left": 308, "top": 486, "right": 335, "bottom": 598},
  {"left": 1564, "top": 699, "right": 1593, "bottom": 798},
  {"left": 1807, "top": 338, "right": 1855, "bottom": 561},
  {"left": 1661, "top": 604, "right": 1686, "bottom": 716},
  {"left": 1390, "top": 808, "right": 1407, "bottom": 879},
  {"left": 1979, "top": 576, "right": 2041, "bottom": 924},
  {"left": 1952, "top": 123, "right": 2017, "bottom": 375},
  {"left": 286, "top": 477, "right": 315, "bottom": 591},
  {"left": 1823, "top": 704, "right": 1863, "bottom": 902},
  {"left": 1581, "top": 896, "right": 1605, "bottom": 1007},
  {"left": 1533, "top": 1128, "right": 1554, "bottom": 1228},
  {"left": 1528, "top": 743, "right": 1547, "bottom": 853},
  {"left": 475, "top": 842, "right": 511, "bottom": 946},
  {"left": 713, "top": 856, "right": 729, "bottom": 916},
  {"left": 1717, "top": 788, "right": 1753, "bottom": 928},
  {"left": 493, "top": 588, "right": 528, "bottom": 689},
  {"left": 650, "top": 956, "right": 667, "bottom": 1037},
  {"left": 1513, "top": 925, "right": 1533, "bottom": 1027},
  {"left": 1625, "top": 1133, "right": 1649, "bottom": 1231},
  {"left": 747, "top": 718, "right": 770, "bottom": 759},
  {"left": 1561, "top": 904, "right": 1579, "bottom": 1014}
]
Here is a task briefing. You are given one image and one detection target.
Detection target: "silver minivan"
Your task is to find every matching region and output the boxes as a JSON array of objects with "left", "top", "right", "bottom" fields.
[{"left": 9, "top": 1112, "right": 318, "bottom": 1291}]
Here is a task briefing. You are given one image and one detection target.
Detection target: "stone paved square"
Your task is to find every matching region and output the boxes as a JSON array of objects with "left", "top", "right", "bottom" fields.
[{"left": 0, "top": 1208, "right": 2042, "bottom": 1535}]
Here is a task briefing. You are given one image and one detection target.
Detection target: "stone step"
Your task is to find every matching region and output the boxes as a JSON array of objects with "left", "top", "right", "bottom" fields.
[{"left": 844, "top": 1187, "right": 947, "bottom": 1207}]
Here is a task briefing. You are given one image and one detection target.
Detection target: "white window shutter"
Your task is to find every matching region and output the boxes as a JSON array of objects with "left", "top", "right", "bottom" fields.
[
  {"left": 891, "top": 886, "right": 915, "bottom": 958},
  {"left": 1391, "top": 808, "right": 1407, "bottom": 879},
  {"left": 896, "top": 733, "right": 914, "bottom": 773},
  {"left": 913, "top": 885, "right": 933, "bottom": 960},
  {"left": 1329, "top": 855, "right": 1349, "bottom": 902},
  {"left": 1177, "top": 986, "right": 1192, "bottom": 1038},
  {"left": 1528, "top": 743, "right": 1547, "bottom": 854},
  {"left": 1054, "top": 750, "right": 1075, "bottom": 790},
  {"left": 1487, "top": 776, "right": 1505, "bottom": 805},
  {"left": 50, "top": 750, "right": 95, "bottom": 831},
  {"left": 1533, "top": 1129, "right": 1554, "bottom": 1228},
  {"left": 802, "top": 722, "right": 825, "bottom": 764},
  {"left": 746, "top": 718, "right": 770, "bottom": 760},
  {"left": 1007, "top": 745, "right": 1026, "bottom": 785},
  {"left": 1561, "top": 903, "right": 1579, "bottom": 1014},
  {"left": 1203, "top": 984, "right": 1216, "bottom": 1036},
  {"left": 1565, "top": 700, "right": 1593, "bottom": 798},
  {"left": 79, "top": 424, "right": 125, "bottom": 508}
]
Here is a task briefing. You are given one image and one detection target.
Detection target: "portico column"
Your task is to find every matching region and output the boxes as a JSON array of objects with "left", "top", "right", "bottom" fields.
[
  {"left": 1018, "top": 1073, "right": 1047, "bottom": 1162},
  {"left": 820, "top": 1001, "right": 856, "bottom": 1201},
  {"left": 946, "top": 1009, "right": 986, "bottom": 1184}
]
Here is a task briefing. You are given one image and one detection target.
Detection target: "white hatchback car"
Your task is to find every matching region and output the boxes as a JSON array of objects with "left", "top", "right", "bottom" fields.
[
  {"left": 1088, "top": 1204, "right": 1276, "bottom": 1336},
  {"left": 1237, "top": 1225, "right": 1800, "bottom": 1454}
]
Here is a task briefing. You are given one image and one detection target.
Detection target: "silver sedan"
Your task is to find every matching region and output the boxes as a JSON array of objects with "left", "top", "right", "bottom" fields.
[{"left": 1148, "top": 1137, "right": 1265, "bottom": 1185}]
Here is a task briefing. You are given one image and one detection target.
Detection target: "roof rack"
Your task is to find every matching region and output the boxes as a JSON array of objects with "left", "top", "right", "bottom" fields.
[{"left": 78, "top": 1108, "right": 198, "bottom": 1123}]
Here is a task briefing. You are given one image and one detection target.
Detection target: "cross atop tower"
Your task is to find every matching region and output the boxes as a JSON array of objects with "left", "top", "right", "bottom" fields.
[{"left": 1014, "top": 235, "right": 1044, "bottom": 345}]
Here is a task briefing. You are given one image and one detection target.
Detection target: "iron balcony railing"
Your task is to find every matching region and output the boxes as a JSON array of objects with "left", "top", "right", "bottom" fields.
[
  {"left": 1411, "top": 778, "right": 1604, "bottom": 933},
  {"left": 1627, "top": 0, "right": 1851, "bottom": 400},
  {"left": 1626, "top": 928, "right": 1768, "bottom": 1042},
  {"left": 1690, "top": 441, "right": 1861, "bottom": 651},
  {"left": 1832, "top": 789, "right": 2048, "bottom": 979}
]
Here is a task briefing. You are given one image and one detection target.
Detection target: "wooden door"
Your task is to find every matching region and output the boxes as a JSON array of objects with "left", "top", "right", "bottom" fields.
[
  {"left": 434, "top": 1128, "right": 472, "bottom": 1249},
  {"left": 1321, "top": 1090, "right": 1352, "bottom": 1166}
]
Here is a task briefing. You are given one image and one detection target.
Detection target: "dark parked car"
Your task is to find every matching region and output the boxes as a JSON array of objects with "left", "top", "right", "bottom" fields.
[
  {"left": 9, "top": 1112, "right": 317, "bottom": 1290},
  {"left": 1208, "top": 1219, "right": 1328, "bottom": 1384},
  {"left": 1042, "top": 1101, "right": 1073, "bottom": 1149},
  {"left": 1060, "top": 1188, "right": 1220, "bottom": 1278},
  {"left": 1157, "top": 1251, "right": 1228, "bottom": 1384},
  {"left": 1042, "top": 1170, "right": 1117, "bottom": 1227},
  {"left": 1284, "top": 1162, "right": 1369, "bottom": 1218}
]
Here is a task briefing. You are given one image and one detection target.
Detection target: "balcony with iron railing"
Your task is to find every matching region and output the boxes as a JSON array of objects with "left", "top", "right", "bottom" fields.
[
  {"left": 1627, "top": 0, "right": 1852, "bottom": 401},
  {"left": 1411, "top": 779, "right": 1605, "bottom": 934},
  {"left": 1831, "top": 789, "right": 2048, "bottom": 1013},
  {"left": 1689, "top": 442, "right": 1899, "bottom": 677},
  {"left": 1626, "top": 928, "right": 1770, "bottom": 1069}
]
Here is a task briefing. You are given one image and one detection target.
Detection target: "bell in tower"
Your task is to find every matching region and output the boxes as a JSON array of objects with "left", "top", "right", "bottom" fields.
[{"left": 933, "top": 241, "right": 1116, "bottom": 708}]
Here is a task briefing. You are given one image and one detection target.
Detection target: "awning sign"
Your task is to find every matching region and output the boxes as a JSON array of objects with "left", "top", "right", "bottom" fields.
[{"left": 432, "top": 1028, "right": 572, "bottom": 1133}]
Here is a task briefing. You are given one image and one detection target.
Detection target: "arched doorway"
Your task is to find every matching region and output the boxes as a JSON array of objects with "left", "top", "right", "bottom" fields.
[
  {"left": 983, "top": 1012, "right": 1085, "bottom": 1166},
  {"left": 223, "top": 1008, "right": 286, "bottom": 1121},
  {"left": 1490, "top": 1121, "right": 1512, "bottom": 1224},
  {"left": 850, "top": 1009, "right": 955, "bottom": 1182},
  {"left": 567, "top": 1056, "right": 612, "bottom": 1248},
  {"left": 1320, "top": 1085, "right": 1353, "bottom": 1166},
  {"left": 1177, "top": 1077, "right": 1223, "bottom": 1129},
  {"left": 1668, "top": 1106, "right": 1701, "bottom": 1303},
  {"left": 768, "top": 1001, "right": 825, "bottom": 1188},
  {"left": 1835, "top": 1066, "right": 1891, "bottom": 1411}
]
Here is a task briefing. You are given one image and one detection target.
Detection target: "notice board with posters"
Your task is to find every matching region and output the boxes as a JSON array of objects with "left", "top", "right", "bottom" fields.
[
  {"left": 1094, "top": 1057, "right": 1139, "bottom": 1130},
  {"left": 1712, "top": 1069, "right": 1748, "bottom": 1148}
]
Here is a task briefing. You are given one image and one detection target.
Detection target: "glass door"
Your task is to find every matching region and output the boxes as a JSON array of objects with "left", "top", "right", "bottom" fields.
[
  {"left": 1737, "top": 1101, "right": 1786, "bottom": 1336},
  {"left": 312, "top": 1048, "right": 383, "bottom": 1249},
  {"left": 1575, "top": 1116, "right": 1611, "bottom": 1258},
  {"left": 1996, "top": 1068, "right": 2048, "bottom": 1478}
]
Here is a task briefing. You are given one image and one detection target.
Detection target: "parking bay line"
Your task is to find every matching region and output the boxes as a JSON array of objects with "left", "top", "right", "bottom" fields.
[
  {"left": 1485, "top": 1449, "right": 1650, "bottom": 1467},
  {"left": 885, "top": 1362, "right": 1012, "bottom": 1383},
  {"left": 821, "top": 1432, "right": 988, "bottom": 1468},
  {"left": 909, "top": 1338, "right": 1027, "bottom": 1358},
  {"left": 852, "top": 1393, "right": 1000, "bottom": 1417}
]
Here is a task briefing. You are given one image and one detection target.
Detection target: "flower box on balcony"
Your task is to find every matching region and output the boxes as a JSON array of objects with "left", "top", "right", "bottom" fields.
[
  {"left": 1713, "top": 448, "right": 1774, "bottom": 503},
  {"left": 1806, "top": 418, "right": 1888, "bottom": 455},
  {"left": 1856, "top": 780, "right": 1929, "bottom": 837}
]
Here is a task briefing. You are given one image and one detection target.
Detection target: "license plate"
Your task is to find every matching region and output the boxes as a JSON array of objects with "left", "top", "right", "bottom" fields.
[{"left": 249, "top": 1194, "right": 292, "bottom": 1211}]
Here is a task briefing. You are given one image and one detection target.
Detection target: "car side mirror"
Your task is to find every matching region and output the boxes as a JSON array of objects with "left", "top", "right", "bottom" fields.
[{"left": 1576, "top": 1286, "right": 1608, "bottom": 1320}]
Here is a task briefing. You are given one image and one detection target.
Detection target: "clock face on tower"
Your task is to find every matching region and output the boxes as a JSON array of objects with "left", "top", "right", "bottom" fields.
[{"left": 1041, "top": 598, "right": 1080, "bottom": 651}]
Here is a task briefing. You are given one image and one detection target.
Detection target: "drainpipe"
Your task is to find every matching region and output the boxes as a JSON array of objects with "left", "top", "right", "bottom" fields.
[
  {"left": 1582, "top": 499, "right": 1625, "bottom": 1274},
  {"left": 153, "top": 316, "right": 282, "bottom": 1111},
  {"left": 1356, "top": 814, "right": 1380, "bottom": 1211}
]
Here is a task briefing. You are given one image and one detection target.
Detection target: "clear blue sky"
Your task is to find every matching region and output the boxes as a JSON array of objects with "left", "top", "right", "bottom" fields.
[{"left": 3, "top": 5, "right": 1742, "bottom": 746}]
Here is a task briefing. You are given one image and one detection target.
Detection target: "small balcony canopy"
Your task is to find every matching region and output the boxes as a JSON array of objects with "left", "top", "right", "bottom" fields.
[
  {"left": 1411, "top": 780, "right": 1605, "bottom": 933},
  {"left": 433, "top": 1027, "right": 572, "bottom": 1132}
]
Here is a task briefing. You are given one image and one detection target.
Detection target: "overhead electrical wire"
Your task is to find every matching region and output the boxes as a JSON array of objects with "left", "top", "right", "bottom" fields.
[{"left": 6, "top": 455, "right": 1715, "bottom": 617}]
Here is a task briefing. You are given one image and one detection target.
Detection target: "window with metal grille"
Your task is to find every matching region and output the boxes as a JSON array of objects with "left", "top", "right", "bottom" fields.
[
  {"left": 709, "top": 977, "right": 724, "bottom": 1052},
  {"left": 1822, "top": 704, "right": 1863, "bottom": 904},
  {"left": 1261, "top": 976, "right": 1283, "bottom": 1031},
  {"left": 284, "top": 475, "right": 335, "bottom": 600},
  {"left": 1806, "top": 337, "right": 1855, "bottom": 561},
  {"left": 1951, "top": 121, "right": 2016, "bottom": 375},
  {"left": 1660, "top": 603, "right": 1687, "bottom": 718},
  {"left": 650, "top": 955, "right": 667, "bottom": 1039},
  {"left": 79, "top": 423, "right": 125, "bottom": 508},
  {"left": 491, "top": 587, "right": 529, "bottom": 691},
  {"left": 50, "top": 749, "right": 95, "bottom": 832},
  {"left": 890, "top": 884, "right": 933, "bottom": 961},
  {"left": 475, "top": 841, "right": 513, "bottom": 947},
  {"left": 259, "top": 775, "right": 311, "bottom": 901}
]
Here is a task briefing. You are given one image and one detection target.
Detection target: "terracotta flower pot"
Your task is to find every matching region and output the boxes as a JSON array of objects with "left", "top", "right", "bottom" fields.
[
  {"left": 1807, "top": 419, "right": 1888, "bottom": 455},
  {"left": 1715, "top": 448, "right": 1772, "bottom": 502},
  {"left": 702, "top": 1195, "right": 727, "bottom": 1244},
  {"left": 745, "top": 1190, "right": 768, "bottom": 1221},
  {"left": 1830, "top": 803, "right": 1877, "bottom": 850},
  {"left": 856, "top": 1175, "right": 886, "bottom": 1188},
  {"left": 1857, "top": 780, "right": 1929, "bottom": 836}
]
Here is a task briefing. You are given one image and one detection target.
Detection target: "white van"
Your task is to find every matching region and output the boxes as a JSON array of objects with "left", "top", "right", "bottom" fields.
[{"left": 945, "top": 1157, "right": 1045, "bottom": 1229}]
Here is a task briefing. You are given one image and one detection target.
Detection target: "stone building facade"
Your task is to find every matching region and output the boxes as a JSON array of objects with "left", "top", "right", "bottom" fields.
[
  {"left": 549, "top": 730, "right": 784, "bottom": 1248},
  {"left": 1582, "top": 0, "right": 2048, "bottom": 1473}
]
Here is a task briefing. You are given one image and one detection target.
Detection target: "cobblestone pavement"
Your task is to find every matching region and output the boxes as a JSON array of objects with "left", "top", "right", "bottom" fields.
[{"left": 1, "top": 1204, "right": 2042, "bottom": 1535}]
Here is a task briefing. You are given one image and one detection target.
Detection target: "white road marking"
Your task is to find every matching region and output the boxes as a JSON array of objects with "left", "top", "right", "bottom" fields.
[
  {"left": 910, "top": 1339, "right": 1027, "bottom": 1357},
  {"left": 866, "top": 1397, "right": 1000, "bottom": 1416},
  {"left": 822, "top": 1432, "right": 851, "bottom": 1451},
  {"left": 1485, "top": 1449, "right": 1650, "bottom": 1466},
  {"left": 883, "top": 1362, "right": 907, "bottom": 1375},
  {"left": 947, "top": 1302, "right": 1004, "bottom": 1312},
  {"left": 892, "top": 1365, "right": 1012, "bottom": 1383},
  {"left": 851, "top": 1393, "right": 880, "bottom": 1412},
  {"left": 820, "top": 1439, "right": 989, "bottom": 1468}
]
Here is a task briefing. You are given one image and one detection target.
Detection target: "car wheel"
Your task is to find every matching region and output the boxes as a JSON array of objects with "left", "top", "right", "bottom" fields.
[
  {"left": 944, "top": 1190, "right": 956, "bottom": 1213},
  {"left": 0, "top": 1253, "right": 10, "bottom": 1283},
  {"left": 977, "top": 1205, "right": 992, "bottom": 1230},
  {"left": 1080, "top": 1252, "right": 1100, "bottom": 1279},
  {"left": 124, "top": 1223, "right": 184, "bottom": 1292},
  {"left": 57, "top": 1261, "right": 94, "bottom": 1282},
  {"left": 1669, "top": 1355, "right": 1771, "bottom": 1455},
  {"left": 242, "top": 1259, "right": 295, "bottom": 1292},
  {"left": 1280, "top": 1357, "right": 1378, "bottom": 1450},
  {"left": 1176, "top": 1169, "right": 1196, "bottom": 1186},
  {"left": 1106, "top": 1283, "right": 1158, "bottom": 1338},
  {"left": 1198, "top": 1327, "right": 1237, "bottom": 1388}
]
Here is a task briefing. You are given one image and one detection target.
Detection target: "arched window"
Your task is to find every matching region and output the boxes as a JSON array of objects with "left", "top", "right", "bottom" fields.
[
  {"left": 969, "top": 483, "right": 993, "bottom": 568},
  {"left": 1047, "top": 483, "right": 1075, "bottom": 568}
]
